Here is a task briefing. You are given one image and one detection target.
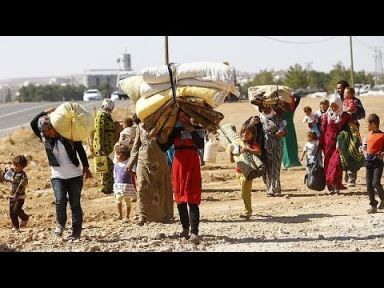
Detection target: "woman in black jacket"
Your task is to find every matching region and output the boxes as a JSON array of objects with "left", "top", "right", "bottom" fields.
[{"left": 30, "top": 108, "right": 91, "bottom": 241}]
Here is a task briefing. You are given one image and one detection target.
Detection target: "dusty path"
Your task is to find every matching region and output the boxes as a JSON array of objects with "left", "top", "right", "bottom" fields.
[
  {"left": 1, "top": 167, "right": 383, "bottom": 252},
  {"left": 1, "top": 99, "right": 384, "bottom": 252}
]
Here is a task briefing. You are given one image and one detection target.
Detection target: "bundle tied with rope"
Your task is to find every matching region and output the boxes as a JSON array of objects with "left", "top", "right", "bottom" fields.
[
  {"left": 248, "top": 85, "right": 292, "bottom": 111},
  {"left": 120, "top": 62, "right": 236, "bottom": 143}
]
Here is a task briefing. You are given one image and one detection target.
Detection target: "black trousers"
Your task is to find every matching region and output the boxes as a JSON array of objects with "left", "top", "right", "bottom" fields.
[
  {"left": 177, "top": 202, "right": 200, "bottom": 235},
  {"left": 9, "top": 198, "right": 28, "bottom": 229},
  {"left": 365, "top": 159, "right": 384, "bottom": 207}
]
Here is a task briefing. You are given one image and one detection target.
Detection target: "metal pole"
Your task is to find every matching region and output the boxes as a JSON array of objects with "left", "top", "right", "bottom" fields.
[
  {"left": 349, "top": 36, "right": 355, "bottom": 87},
  {"left": 374, "top": 47, "right": 378, "bottom": 86},
  {"left": 164, "top": 36, "right": 169, "bottom": 65}
]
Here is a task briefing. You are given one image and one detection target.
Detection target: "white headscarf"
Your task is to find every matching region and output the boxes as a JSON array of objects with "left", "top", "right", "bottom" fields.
[
  {"left": 327, "top": 94, "right": 343, "bottom": 123},
  {"left": 101, "top": 99, "right": 114, "bottom": 114}
]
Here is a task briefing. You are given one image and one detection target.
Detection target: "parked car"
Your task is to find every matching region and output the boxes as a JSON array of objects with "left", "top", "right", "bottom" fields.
[
  {"left": 110, "top": 90, "right": 129, "bottom": 101},
  {"left": 83, "top": 89, "right": 102, "bottom": 101}
]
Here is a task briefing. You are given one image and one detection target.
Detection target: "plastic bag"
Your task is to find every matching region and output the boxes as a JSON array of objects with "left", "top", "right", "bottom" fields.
[
  {"left": 304, "top": 153, "right": 325, "bottom": 191},
  {"left": 49, "top": 102, "right": 93, "bottom": 141}
]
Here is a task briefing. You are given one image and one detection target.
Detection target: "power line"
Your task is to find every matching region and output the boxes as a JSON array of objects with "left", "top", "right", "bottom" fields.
[
  {"left": 353, "top": 36, "right": 376, "bottom": 51},
  {"left": 262, "top": 36, "right": 339, "bottom": 44},
  {"left": 373, "top": 36, "right": 384, "bottom": 44}
]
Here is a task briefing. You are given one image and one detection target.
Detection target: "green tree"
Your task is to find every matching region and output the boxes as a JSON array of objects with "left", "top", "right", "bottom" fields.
[
  {"left": 240, "top": 70, "right": 277, "bottom": 96},
  {"left": 283, "top": 64, "right": 308, "bottom": 90},
  {"left": 327, "top": 62, "right": 349, "bottom": 93},
  {"left": 354, "top": 71, "right": 374, "bottom": 86},
  {"left": 98, "top": 83, "right": 112, "bottom": 98},
  {"left": 307, "top": 70, "right": 329, "bottom": 91},
  {"left": 18, "top": 84, "right": 86, "bottom": 102}
]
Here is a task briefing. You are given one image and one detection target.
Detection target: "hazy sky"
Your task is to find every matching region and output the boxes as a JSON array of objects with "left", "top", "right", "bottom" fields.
[{"left": 1, "top": 36, "right": 383, "bottom": 80}]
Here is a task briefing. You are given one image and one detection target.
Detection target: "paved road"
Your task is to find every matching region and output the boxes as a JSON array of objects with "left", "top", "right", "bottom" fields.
[{"left": 0, "top": 100, "right": 130, "bottom": 138}]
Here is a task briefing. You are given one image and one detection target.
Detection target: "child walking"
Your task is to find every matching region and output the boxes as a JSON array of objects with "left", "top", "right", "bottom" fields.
[
  {"left": 1, "top": 155, "right": 30, "bottom": 232},
  {"left": 300, "top": 131, "right": 319, "bottom": 169},
  {"left": 113, "top": 143, "right": 137, "bottom": 222},
  {"left": 362, "top": 114, "right": 384, "bottom": 214},
  {"left": 230, "top": 124, "right": 261, "bottom": 220}
]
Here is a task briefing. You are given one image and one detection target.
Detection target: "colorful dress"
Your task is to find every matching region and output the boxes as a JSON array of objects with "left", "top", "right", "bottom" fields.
[
  {"left": 320, "top": 112, "right": 351, "bottom": 191},
  {"left": 260, "top": 114, "right": 285, "bottom": 196},
  {"left": 93, "top": 110, "right": 115, "bottom": 194}
]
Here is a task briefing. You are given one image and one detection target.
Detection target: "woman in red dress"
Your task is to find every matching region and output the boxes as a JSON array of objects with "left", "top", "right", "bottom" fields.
[
  {"left": 320, "top": 95, "right": 351, "bottom": 194},
  {"left": 159, "top": 109, "right": 205, "bottom": 242}
]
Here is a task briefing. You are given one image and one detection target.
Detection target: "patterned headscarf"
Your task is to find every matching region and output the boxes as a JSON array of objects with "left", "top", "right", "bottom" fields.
[
  {"left": 37, "top": 115, "right": 56, "bottom": 150},
  {"left": 38, "top": 115, "right": 53, "bottom": 133},
  {"left": 327, "top": 94, "right": 343, "bottom": 123},
  {"left": 101, "top": 99, "right": 114, "bottom": 114}
]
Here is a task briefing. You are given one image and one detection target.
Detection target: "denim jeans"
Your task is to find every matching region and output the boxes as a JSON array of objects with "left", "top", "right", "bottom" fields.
[{"left": 51, "top": 176, "right": 83, "bottom": 236}]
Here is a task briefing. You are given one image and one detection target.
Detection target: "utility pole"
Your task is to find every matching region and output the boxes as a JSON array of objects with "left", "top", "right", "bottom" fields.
[
  {"left": 349, "top": 36, "right": 355, "bottom": 87},
  {"left": 375, "top": 48, "right": 383, "bottom": 85},
  {"left": 374, "top": 47, "right": 378, "bottom": 86},
  {"left": 164, "top": 36, "right": 169, "bottom": 65}
]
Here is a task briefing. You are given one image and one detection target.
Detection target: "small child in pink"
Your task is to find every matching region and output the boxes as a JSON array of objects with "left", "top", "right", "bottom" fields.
[{"left": 343, "top": 87, "right": 357, "bottom": 114}]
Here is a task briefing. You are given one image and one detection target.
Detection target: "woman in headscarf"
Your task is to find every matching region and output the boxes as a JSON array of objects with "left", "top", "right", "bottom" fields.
[
  {"left": 246, "top": 104, "right": 287, "bottom": 196},
  {"left": 93, "top": 99, "right": 116, "bottom": 194},
  {"left": 281, "top": 93, "right": 302, "bottom": 168},
  {"left": 126, "top": 119, "right": 174, "bottom": 225},
  {"left": 158, "top": 109, "right": 205, "bottom": 242},
  {"left": 320, "top": 94, "right": 351, "bottom": 194},
  {"left": 30, "top": 108, "right": 92, "bottom": 240}
]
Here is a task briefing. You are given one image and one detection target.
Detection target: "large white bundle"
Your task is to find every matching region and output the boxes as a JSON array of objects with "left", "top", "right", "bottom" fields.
[
  {"left": 179, "top": 78, "right": 239, "bottom": 97},
  {"left": 118, "top": 75, "right": 144, "bottom": 104},
  {"left": 140, "top": 78, "right": 239, "bottom": 99},
  {"left": 140, "top": 81, "right": 172, "bottom": 99},
  {"left": 49, "top": 102, "right": 94, "bottom": 141},
  {"left": 142, "top": 62, "right": 236, "bottom": 85}
]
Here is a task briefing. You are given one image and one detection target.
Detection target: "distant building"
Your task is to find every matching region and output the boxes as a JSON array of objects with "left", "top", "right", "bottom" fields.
[
  {"left": 83, "top": 52, "right": 135, "bottom": 89},
  {"left": 49, "top": 77, "right": 76, "bottom": 86},
  {"left": 83, "top": 69, "right": 120, "bottom": 89}
]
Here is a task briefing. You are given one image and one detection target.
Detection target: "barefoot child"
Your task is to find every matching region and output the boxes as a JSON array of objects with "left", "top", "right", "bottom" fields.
[{"left": 113, "top": 143, "right": 137, "bottom": 222}]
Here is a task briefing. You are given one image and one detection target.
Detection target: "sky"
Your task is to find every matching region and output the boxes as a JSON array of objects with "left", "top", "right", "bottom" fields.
[{"left": 0, "top": 36, "right": 383, "bottom": 80}]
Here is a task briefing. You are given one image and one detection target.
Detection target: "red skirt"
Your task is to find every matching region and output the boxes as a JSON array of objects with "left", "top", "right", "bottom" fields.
[{"left": 172, "top": 149, "right": 202, "bottom": 204}]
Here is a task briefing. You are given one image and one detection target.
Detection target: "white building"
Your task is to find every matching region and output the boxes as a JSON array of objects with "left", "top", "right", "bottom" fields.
[{"left": 83, "top": 52, "right": 135, "bottom": 89}]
